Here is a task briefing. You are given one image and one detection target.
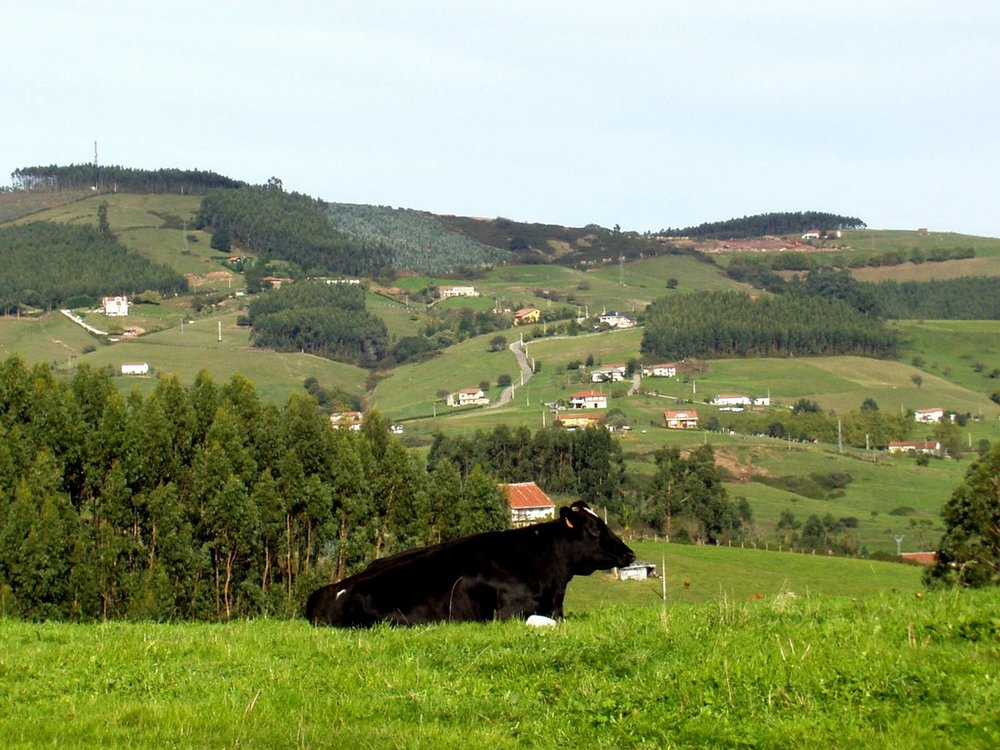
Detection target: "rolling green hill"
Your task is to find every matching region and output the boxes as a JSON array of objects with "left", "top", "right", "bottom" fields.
[{"left": 3, "top": 188, "right": 1000, "bottom": 556}]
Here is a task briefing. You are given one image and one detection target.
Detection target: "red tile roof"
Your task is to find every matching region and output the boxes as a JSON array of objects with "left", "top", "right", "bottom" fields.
[{"left": 501, "top": 482, "right": 555, "bottom": 510}]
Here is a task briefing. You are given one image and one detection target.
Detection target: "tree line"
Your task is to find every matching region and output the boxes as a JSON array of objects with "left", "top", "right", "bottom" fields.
[
  {"left": 640, "top": 291, "right": 899, "bottom": 360},
  {"left": 245, "top": 281, "right": 390, "bottom": 367},
  {"left": 196, "top": 182, "right": 393, "bottom": 277},
  {"left": 0, "top": 222, "right": 188, "bottom": 314},
  {"left": 0, "top": 356, "right": 512, "bottom": 621},
  {"left": 427, "top": 426, "right": 751, "bottom": 544},
  {"left": 10, "top": 164, "right": 244, "bottom": 194},
  {"left": 659, "top": 212, "right": 866, "bottom": 239}
]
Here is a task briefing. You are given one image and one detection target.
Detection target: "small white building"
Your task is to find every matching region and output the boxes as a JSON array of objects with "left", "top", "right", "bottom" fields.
[
  {"left": 590, "top": 364, "right": 627, "bottom": 383},
  {"left": 103, "top": 295, "right": 129, "bottom": 316},
  {"left": 642, "top": 363, "right": 678, "bottom": 378},
  {"left": 598, "top": 311, "right": 635, "bottom": 329},
  {"left": 439, "top": 285, "right": 479, "bottom": 299},
  {"left": 447, "top": 388, "right": 489, "bottom": 407},
  {"left": 121, "top": 362, "right": 148, "bottom": 375},
  {"left": 712, "top": 394, "right": 751, "bottom": 407},
  {"left": 914, "top": 408, "right": 945, "bottom": 424},
  {"left": 569, "top": 390, "right": 608, "bottom": 409},
  {"left": 888, "top": 440, "right": 942, "bottom": 456}
]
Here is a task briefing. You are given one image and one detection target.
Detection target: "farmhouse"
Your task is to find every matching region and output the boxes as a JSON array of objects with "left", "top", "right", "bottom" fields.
[
  {"left": 439, "top": 285, "right": 479, "bottom": 299},
  {"left": 447, "top": 388, "right": 490, "bottom": 407},
  {"left": 330, "top": 411, "right": 364, "bottom": 431},
  {"left": 102, "top": 295, "right": 129, "bottom": 316},
  {"left": 914, "top": 408, "right": 945, "bottom": 424},
  {"left": 598, "top": 311, "right": 634, "bottom": 329},
  {"left": 569, "top": 390, "right": 607, "bottom": 409},
  {"left": 801, "top": 229, "right": 821, "bottom": 240},
  {"left": 555, "top": 413, "right": 606, "bottom": 430},
  {"left": 642, "top": 363, "right": 678, "bottom": 378},
  {"left": 590, "top": 364, "right": 627, "bottom": 383},
  {"left": 888, "top": 440, "right": 942, "bottom": 456},
  {"left": 664, "top": 409, "right": 699, "bottom": 429},
  {"left": 712, "top": 394, "right": 751, "bottom": 408},
  {"left": 513, "top": 307, "right": 541, "bottom": 326},
  {"left": 120, "top": 362, "right": 148, "bottom": 376},
  {"left": 500, "top": 481, "right": 556, "bottom": 528}
]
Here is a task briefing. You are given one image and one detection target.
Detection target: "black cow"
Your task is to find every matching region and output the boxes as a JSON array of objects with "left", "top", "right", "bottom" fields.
[{"left": 306, "top": 500, "right": 635, "bottom": 627}]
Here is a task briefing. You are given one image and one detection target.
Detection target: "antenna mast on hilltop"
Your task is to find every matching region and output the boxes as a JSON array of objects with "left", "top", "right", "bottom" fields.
[{"left": 92, "top": 141, "right": 99, "bottom": 190}]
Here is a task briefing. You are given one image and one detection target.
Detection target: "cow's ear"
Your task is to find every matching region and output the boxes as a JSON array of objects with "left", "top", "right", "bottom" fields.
[{"left": 560, "top": 505, "right": 577, "bottom": 530}]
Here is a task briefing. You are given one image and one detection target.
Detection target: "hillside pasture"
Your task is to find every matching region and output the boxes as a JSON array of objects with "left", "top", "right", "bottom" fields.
[
  {"left": 895, "top": 319, "right": 1000, "bottom": 401},
  {"left": 0, "top": 188, "right": 94, "bottom": 223}
]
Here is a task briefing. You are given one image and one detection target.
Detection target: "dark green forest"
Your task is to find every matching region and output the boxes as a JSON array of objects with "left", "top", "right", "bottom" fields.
[
  {"left": 660, "top": 211, "right": 867, "bottom": 239},
  {"left": 197, "top": 183, "right": 393, "bottom": 277},
  {"left": 641, "top": 291, "right": 899, "bottom": 360},
  {"left": 0, "top": 223, "right": 188, "bottom": 313},
  {"left": 246, "top": 281, "right": 390, "bottom": 366},
  {"left": 11, "top": 164, "right": 244, "bottom": 194},
  {"left": 0, "top": 356, "right": 518, "bottom": 621}
]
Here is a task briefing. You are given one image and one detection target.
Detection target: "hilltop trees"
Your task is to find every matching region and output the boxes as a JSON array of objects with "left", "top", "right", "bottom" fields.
[{"left": 196, "top": 185, "right": 392, "bottom": 277}]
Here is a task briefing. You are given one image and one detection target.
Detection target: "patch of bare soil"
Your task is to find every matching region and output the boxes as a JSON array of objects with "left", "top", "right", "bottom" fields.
[{"left": 704, "top": 446, "right": 772, "bottom": 483}]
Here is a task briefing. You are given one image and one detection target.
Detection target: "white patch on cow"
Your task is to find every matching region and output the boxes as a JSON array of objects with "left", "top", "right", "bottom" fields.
[
  {"left": 526, "top": 615, "right": 557, "bottom": 628},
  {"left": 582, "top": 506, "right": 600, "bottom": 519},
  {"left": 336, "top": 588, "right": 347, "bottom": 600}
]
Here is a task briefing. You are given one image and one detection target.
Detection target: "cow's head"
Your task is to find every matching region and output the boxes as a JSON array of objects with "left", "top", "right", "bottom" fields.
[{"left": 560, "top": 501, "right": 635, "bottom": 574}]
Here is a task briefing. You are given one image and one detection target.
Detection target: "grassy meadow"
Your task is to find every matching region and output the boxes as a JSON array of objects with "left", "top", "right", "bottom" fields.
[{"left": 1, "top": 584, "right": 996, "bottom": 748}]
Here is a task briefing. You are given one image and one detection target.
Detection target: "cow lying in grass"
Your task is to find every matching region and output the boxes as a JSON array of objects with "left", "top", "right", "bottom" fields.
[{"left": 306, "top": 501, "right": 635, "bottom": 627}]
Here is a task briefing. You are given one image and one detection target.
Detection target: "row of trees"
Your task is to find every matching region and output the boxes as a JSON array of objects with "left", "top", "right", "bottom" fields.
[
  {"left": 10, "top": 165, "right": 244, "bottom": 194},
  {"left": 725, "top": 262, "right": 998, "bottom": 320},
  {"left": 0, "top": 222, "right": 187, "bottom": 313},
  {"left": 660, "top": 212, "right": 867, "bottom": 239},
  {"left": 196, "top": 182, "right": 392, "bottom": 277},
  {"left": 245, "top": 281, "right": 390, "bottom": 367},
  {"left": 426, "top": 427, "right": 751, "bottom": 543},
  {"left": 641, "top": 291, "right": 899, "bottom": 360},
  {"left": 0, "top": 357, "right": 511, "bottom": 621}
]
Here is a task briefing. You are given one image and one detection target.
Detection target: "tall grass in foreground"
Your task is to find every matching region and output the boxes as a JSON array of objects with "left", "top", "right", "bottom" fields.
[{"left": 1, "top": 589, "right": 997, "bottom": 749}]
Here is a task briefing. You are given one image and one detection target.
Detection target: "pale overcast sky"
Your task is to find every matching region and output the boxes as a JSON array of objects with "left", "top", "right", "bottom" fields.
[{"left": 4, "top": 1, "right": 999, "bottom": 236}]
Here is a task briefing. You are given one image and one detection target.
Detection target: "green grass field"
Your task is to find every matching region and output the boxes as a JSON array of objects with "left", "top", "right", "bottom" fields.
[{"left": 1, "top": 584, "right": 996, "bottom": 748}]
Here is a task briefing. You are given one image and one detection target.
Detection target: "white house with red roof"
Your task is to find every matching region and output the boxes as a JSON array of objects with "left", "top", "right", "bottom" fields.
[
  {"left": 664, "top": 409, "right": 699, "bottom": 429},
  {"left": 569, "top": 390, "right": 607, "bottom": 409},
  {"left": 888, "top": 440, "right": 942, "bottom": 456},
  {"left": 500, "top": 481, "right": 556, "bottom": 527}
]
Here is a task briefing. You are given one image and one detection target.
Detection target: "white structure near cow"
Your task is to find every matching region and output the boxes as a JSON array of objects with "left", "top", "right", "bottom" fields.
[
  {"left": 569, "top": 390, "right": 608, "bottom": 409},
  {"left": 120, "top": 362, "right": 149, "bottom": 375},
  {"left": 447, "top": 388, "right": 490, "bottom": 407},
  {"left": 914, "top": 408, "right": 945, "bottom": 424},
  {"left": 102, "top": 295, "right": 129, "bottom": 316},
  {"left": 618, "top": 562, "right": 658, "bottom": 581}
]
